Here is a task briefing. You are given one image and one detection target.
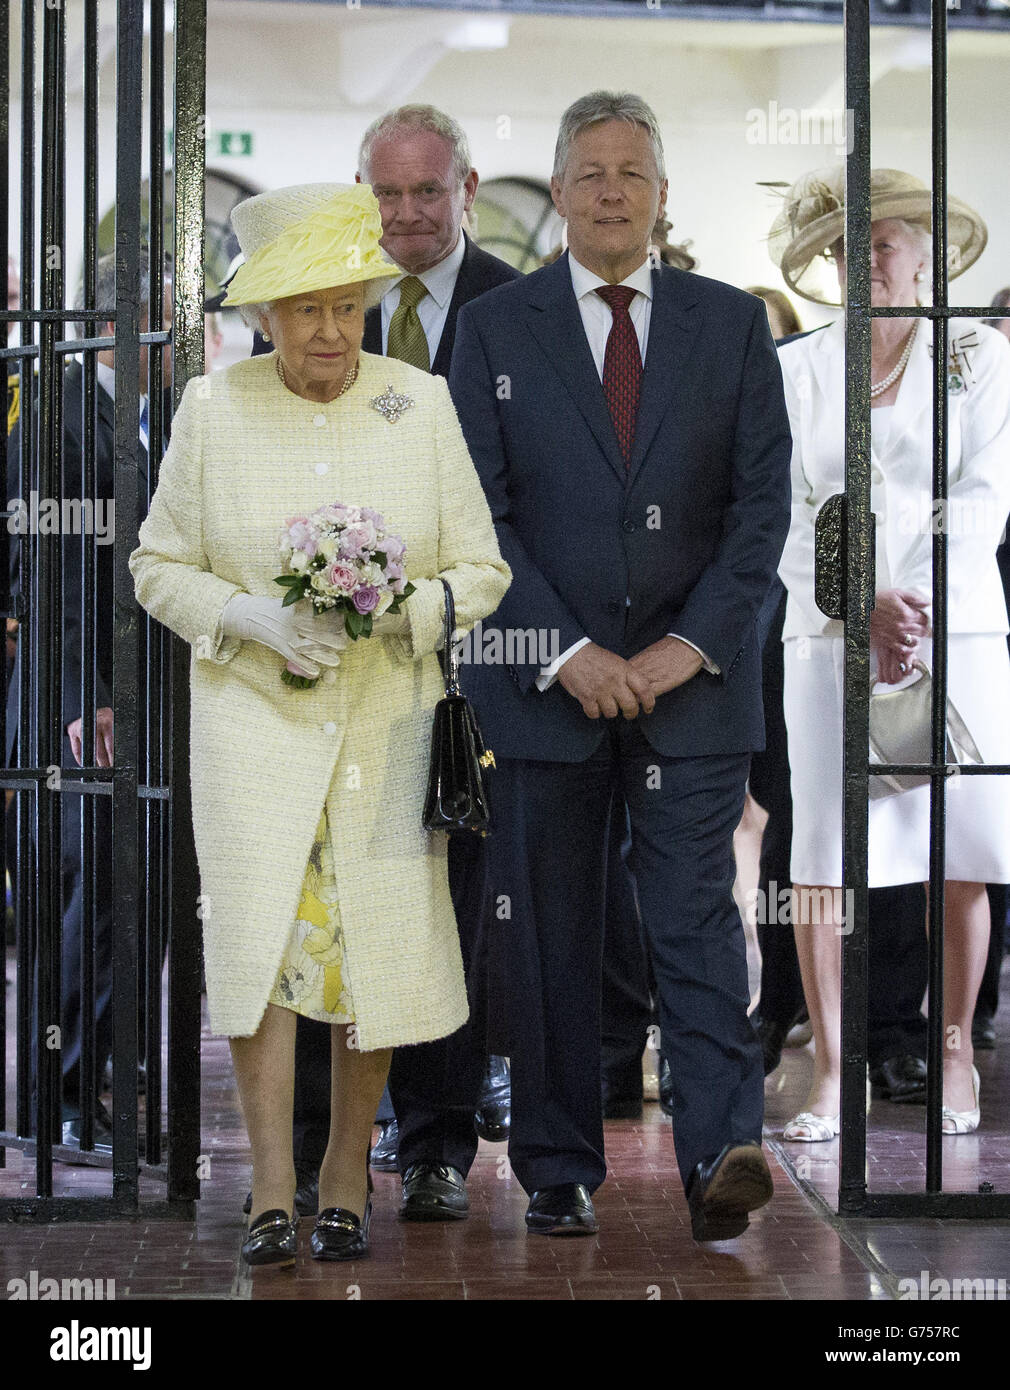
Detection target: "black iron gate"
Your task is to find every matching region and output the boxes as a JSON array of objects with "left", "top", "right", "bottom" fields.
[
  {"left": 826, "top": 0, "right": 1010, "bottom": 1218},
  {"left": 0, "top": 0, "right": 206, "bottom": 1220}
]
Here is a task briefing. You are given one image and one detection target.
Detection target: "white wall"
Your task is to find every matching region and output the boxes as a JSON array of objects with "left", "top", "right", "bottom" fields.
[{"left": 7, "top": 1, "right": 1010, "bottom": 343}]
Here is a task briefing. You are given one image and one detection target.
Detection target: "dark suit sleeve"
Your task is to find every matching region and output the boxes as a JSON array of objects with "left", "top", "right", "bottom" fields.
[
  {"left": 668, "top": 302, "right": 792, "bottom": 676},
  {"left": 60, "top": 410, "right": 113, "bottom": 728},
  {"left": 449, "top": 304, "right": 587, "bottom": 693}
]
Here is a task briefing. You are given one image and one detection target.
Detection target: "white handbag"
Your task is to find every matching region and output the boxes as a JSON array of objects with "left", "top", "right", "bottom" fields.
[{"left": 868, "top": 659, "right": 983, "bottom": 798}]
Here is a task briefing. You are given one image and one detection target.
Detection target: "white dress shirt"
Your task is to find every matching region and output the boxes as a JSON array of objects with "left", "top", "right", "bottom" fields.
[
  {"left": 95, "top": 360, "right": 149, "bottom": 447},
  {"left": 535, "top": 251, "right": 716, "bottom": 692},
  {"left": 378, "top": 232, "right": 466, "bottom": 367}
]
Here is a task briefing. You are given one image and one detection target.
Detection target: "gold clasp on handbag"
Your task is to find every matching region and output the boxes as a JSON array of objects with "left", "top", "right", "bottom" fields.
[{"left": 479, "top": 749, "right": 496, "bottom": 770}]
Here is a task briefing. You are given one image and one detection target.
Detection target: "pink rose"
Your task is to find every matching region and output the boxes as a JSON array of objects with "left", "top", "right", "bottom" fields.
[
  {"left": 328, "top": 562, "right": 357, "bottom": 594},
  {"left": 285, "top": 519, "right": 317, "bottom": 558},
  {"left": 352, "top": 585, "right": 380, "bottom": 615},
  {"left": 382, "top": 534, "right": 407, "bottom": 563}
]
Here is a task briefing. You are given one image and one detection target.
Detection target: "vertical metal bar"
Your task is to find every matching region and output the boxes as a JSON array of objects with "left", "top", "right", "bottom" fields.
[
  {"left": 166, "top": 0, "right": 206, "bottom": 1204},
  {"left": 925, "top": 0, "right": 950, "bottom": 1196},
  {"left": 77, "top": 0, "right": 100, "bottom": 1156},
  {"left": 0, "top": 0, "right": 9, "bottom": 1175},
  {"left": 838, "top": 0, "right": 874, "bottom": 1215},
  {"left": 15, "top": 0, "right": 37, "bottom": 1144},
  {"left": 145, "top": 0, "right": 167, "bottom": 1167},
  {"left": 112, "top": 0, "right": 144, "bottom": 1207},
  {"left": 36, "top": 0, "right": 69, "bottom": 1197}
]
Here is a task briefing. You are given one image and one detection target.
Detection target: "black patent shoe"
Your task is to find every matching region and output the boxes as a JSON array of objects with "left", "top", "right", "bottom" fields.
[
  {"left": 310, "top": 1199, "right": 372, "bottom": 1261},
  {"left": 474, "top": 1055, "right": 512, "bottom": 1142},
  {"left": 369, "top": 1119, "right": 399, "bottom": 1172},
  {"left": 241, "top": 1209, "right": 298, "bottom": 1269}
]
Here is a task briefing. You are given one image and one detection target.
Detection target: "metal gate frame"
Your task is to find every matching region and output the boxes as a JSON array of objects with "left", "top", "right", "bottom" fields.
[
  {"left": 836, "top": 0, "right": 1010, "bottom": 1218},
  {"left": 0, "top": 0, "right": 206, "bottom": 1221}
]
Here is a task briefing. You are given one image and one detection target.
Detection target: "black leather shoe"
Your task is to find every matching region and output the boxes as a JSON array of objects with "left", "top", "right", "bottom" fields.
[
  {"left": 754, "top": 1016, "right": 789, "bottom": 1077},
  {"left": 474, "top": 1055, "right": 511, "bottom": 1141},
  {"left": 525, "top": 1183, "right": 598, "bottom": 1236},
  {"left": 400, "top": 1162, "right": 469, "bottom": 1221},
  {"left": 972, "top": 1013, "right": 996, "bottom": 1051},
  {"left": 686, "top": 1142, "right": 773, "bottom": 1242},
  {"left": 61, "top": 1099, "right": 114, "bottom": 1152},
  {"left": 369, "top": 1119, "right": 399, "bottom": 1172},
  {"left": 243, "top": 1164, "right": 319, "bottom": 1217},
  {"left": 869, "top": 1054, "right": 927, "bottom": 1104},
  {"left": 310, "top": 1200, "right": 371, "bottom": 1261},
  {"left": 241, "top": 1209, "right": 298, "bottom": 1268},
  {"left": 658, "top": 1058, "right": 674, "bottom": 1118}
]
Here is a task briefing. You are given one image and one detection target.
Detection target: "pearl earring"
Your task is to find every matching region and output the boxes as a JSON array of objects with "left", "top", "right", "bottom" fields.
[
  {"left": 914, "top": 271, "right": 925, "bottom": 282},
  {"left": 262, "top": 330, "right": 271, "bottom": 342}
]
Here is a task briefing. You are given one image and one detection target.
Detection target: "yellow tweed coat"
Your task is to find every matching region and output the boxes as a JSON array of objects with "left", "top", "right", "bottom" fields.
[{"left": 129, "top": 351, "right": 511, "bottom": 1045}]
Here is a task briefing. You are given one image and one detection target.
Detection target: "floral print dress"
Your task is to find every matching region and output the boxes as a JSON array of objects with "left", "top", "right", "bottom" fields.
[{"left": 268, "top": 806, "right": 356, "bottom": 1023}]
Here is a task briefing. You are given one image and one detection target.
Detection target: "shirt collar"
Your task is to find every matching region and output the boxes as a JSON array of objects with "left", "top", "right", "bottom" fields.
[
  {"left": 94, "top": 359, "right": 146, "bottom": 416},
  {"left": 383, "top": 231, "right": 466, "bottom": 311},
  {"left": 567, "top": 250, "right": 654, "bottom": 303}
]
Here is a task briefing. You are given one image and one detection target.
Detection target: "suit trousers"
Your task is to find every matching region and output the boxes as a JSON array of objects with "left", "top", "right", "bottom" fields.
[
  {"left": 388, "top": 832, "right": 489, "bottom": 1176},
  {"left": 28, "top": 788, "right": 115, "bottom": 1118},
  {"left": 491, "top": 719, "right": 763, "bottom": 1194}
]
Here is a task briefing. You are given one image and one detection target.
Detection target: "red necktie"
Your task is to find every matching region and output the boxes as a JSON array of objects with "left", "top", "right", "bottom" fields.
[{"left": 595, "top": 284, "right": 642, "bottom": 467}]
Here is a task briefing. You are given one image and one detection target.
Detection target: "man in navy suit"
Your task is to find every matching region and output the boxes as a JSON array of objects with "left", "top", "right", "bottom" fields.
[{"left": 449, "top": 91, "right": 792, "bottom": 1240}]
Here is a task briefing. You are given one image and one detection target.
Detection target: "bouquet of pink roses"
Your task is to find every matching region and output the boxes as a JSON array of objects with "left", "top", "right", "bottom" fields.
[{"left": 274, "top": 502, "right": 415, "bottom": 688}]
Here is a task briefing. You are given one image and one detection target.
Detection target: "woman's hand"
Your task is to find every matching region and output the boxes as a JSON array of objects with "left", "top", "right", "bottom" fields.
[
  {"left": 871, "top": 588, "right": 931, "bottom": 685},
  {"left": 370, "top": 605, "right": 410, "bottom": 636},
  {"left": 221, "top": 594, "right": 346, "bottom": 679}
]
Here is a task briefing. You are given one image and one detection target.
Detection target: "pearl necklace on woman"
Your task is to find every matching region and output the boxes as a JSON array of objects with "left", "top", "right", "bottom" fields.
[
  {"left": 870, "top": 321, "right": 918, "bottom": 399},
  {"left": 275, "top": 354, "right": 359, "bottom": 398}
]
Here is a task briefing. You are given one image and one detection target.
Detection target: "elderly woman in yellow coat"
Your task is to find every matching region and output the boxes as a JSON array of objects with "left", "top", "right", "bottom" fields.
[{"left": 129, "top": 183, "right": 510, "bottom": 1267}]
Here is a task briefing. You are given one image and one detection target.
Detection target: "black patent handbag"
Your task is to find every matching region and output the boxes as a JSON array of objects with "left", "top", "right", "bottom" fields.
[{"left": 422, "top": 578, "right": 495, "bottom": 834}]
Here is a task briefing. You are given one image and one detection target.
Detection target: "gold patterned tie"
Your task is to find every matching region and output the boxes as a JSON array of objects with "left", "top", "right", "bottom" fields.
[{"left": 386, "top": 276, "right": 430, "bottom": 371}]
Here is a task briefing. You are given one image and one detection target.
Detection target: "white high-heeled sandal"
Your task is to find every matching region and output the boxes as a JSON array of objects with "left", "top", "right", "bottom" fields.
[
  {"left": 782, "top": 1111, "right": 840, "bottom": 1143},
  {"left": 941, "top": 1066, "right": 980, "bottom": 1135}
]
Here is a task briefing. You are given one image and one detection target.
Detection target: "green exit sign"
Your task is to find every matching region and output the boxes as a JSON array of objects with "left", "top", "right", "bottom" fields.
[
  {"left": 165, "top": 130, "right": 254, "bottom": 156},
  {"left": 210, "top": 131, "right": 254, "bottom": 156}
]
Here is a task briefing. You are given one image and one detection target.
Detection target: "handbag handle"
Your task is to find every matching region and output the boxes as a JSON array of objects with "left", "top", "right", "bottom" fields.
[{"left": 438, "top": 577, "right": 461, "bottom": 697}]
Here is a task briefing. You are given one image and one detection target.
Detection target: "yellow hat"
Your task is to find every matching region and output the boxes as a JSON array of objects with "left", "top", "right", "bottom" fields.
[
  {"left": 221, "top": 182, "right": 399, "bottom": 307},
  {"left": 766, "top": 167, "right": 987, "bottom": 305}
]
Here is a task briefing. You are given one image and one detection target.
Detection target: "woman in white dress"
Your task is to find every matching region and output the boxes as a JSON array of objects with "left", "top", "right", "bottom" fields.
[{"left": 771, "top": 168, "right": 1010, "bottom": 1140}]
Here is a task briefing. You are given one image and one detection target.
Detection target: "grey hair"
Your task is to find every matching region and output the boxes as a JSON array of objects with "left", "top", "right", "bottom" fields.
[
  {"left": 553, "top": 91, "right": 666, "bottom": 182},
  {"left": 358, "top": 104, "right": 472, "bottom": 187},
  {"left": 241, "top": 277, "right": 387, "bottom": 334},
  {"left": 76, "top": 251, "right": 150, "bottom": 341}
]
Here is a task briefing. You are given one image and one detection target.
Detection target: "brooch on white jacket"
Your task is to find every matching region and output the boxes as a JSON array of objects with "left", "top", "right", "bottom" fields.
[{"left": 927, "top": 329, "right": 979, "bottom": 396}]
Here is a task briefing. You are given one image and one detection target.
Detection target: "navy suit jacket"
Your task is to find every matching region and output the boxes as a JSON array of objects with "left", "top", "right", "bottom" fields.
[{"left": 447, "top": 252, "right": 793, "bottom": 763}]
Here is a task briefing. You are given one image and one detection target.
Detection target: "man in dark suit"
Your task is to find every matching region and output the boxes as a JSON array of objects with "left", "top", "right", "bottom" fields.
[
  {"left": 7, "top": 252, "right": 168, "bottom": 1146},
  {"left": 448, "top": 91, "right": 792, "bottom": 1240},
  {"left": 273, "top": 105, "right": 521, "bottom": 1222}
]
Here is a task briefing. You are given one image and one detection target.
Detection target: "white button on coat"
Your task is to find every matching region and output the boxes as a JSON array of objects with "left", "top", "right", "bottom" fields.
[
  {"left": 315, "top": 461, "right": 328, "bottom": 475},
  {"left": 322, "top": 721, "right": 337, "bottom": 735},
  {"left": 313, "top": 413, "right": 326, "bottom": 427}
]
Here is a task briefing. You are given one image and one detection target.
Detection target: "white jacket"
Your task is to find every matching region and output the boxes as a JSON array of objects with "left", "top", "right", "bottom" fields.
[{"left": 778, "top": 317, "right": 1010, "bottom": 639}]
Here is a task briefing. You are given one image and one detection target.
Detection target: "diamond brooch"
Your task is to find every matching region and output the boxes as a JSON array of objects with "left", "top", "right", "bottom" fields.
[{"left": 370, "top": 385, "right": 415, "bottom": 423}]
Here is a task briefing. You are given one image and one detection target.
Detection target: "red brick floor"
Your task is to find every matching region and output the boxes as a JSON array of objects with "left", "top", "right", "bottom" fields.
[{"left": 3, "top": 951, "right": 1009, "bottom": 1303}]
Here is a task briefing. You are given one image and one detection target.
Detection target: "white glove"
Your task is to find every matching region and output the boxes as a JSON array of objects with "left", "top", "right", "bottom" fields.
[{"left": 221, "top": 594, "right": 347, "bottom": 679}]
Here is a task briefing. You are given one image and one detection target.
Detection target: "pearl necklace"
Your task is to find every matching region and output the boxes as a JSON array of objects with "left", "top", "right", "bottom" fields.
[
  {"left": 275, "top": 355, "right": 359, "bottom": 399},
  {"left": 870, "top": 321, "right": 918, "bottom": 399}
]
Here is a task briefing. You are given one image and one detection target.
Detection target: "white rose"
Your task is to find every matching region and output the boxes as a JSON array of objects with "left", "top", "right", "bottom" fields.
[
  {"left": 289, "top": 550, "right": 310, "bottom": 574},
  {"left": 373, "top": 589, "right": 395, "bottom": 617},
  {"left": 317, "top": 535, "right": 337, "bottom": 561}
]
